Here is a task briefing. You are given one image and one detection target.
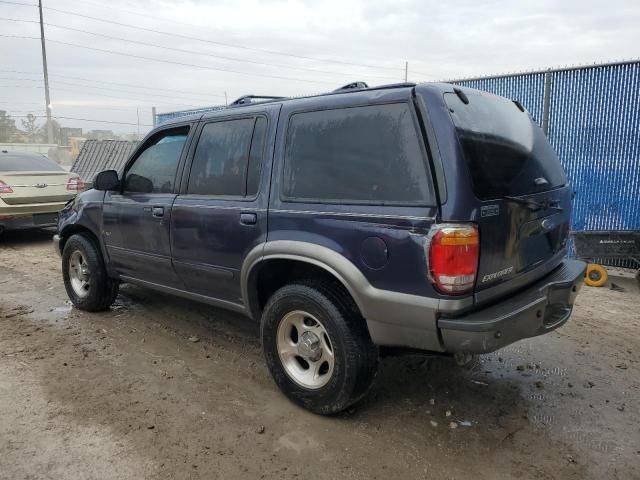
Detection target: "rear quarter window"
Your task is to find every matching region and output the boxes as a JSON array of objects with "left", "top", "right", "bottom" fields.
[
  {"left": 445, "top": 91, "right": 567, "bottom": 200},
  {"left": 282, "top": 103, "right": 434, "bottom": 205}
]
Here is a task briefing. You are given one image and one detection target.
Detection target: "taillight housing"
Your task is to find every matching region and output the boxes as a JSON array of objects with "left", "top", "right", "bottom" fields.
[
  {"left": 66, "top": 177, "right": 84, "bottom": 191},
  {"left": 428, "top": 224, "right": 479, "bottom": 295},
  {"left": 0, "top": 180, "right": 13, "bottom": 194}
]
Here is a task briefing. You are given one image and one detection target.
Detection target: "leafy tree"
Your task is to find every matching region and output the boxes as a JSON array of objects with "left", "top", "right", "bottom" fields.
[
  {"left": 0, "top": 110, "right": 18, "bottom": 142},
  {"left": 37, "top": 118, "right": 61, "bottom": 144}
]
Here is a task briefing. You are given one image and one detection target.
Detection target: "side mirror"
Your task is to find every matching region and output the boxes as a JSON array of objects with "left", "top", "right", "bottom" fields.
[{"left": 94, "top": 170, "right": 120, "bottom": 191}]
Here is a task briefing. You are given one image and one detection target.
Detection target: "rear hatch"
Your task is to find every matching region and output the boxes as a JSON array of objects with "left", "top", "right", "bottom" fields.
[
  {"left": 444, "top": 89, "right": 572, "bottom": 296},
  {"left": 0, "top": 153, "right": 79, "bottom": 206}
]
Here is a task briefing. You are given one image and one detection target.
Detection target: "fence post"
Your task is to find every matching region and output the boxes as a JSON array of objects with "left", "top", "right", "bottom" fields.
[{"left": 542, "top": 70, "right": 552, "bottom": 136}]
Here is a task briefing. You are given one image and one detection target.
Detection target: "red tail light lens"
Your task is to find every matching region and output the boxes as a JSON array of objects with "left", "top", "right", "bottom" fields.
[
  {"left": 428, "top": 224, "right": 479, "bottom": 295},
  {"left": 66, "top": 177, "right": 84, "bottom": 191},
  {"left": 0, "top": 180, "right": 14, "bottom": 194}
]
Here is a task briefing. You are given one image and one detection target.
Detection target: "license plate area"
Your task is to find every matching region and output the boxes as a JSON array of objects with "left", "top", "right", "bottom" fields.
[{"left": 33, "top": 212, "right": 58, "bottom": 225}]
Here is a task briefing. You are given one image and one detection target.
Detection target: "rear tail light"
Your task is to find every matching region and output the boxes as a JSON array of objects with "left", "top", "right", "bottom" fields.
[
  {"left": 0, "top": 180, "right": 13, "bottom": 194},
  {"left": 66, "top": 177, "right": 84, "bottom": 191},
  {"left": 428, "top": 224, "right": 479, "bottom": 295}
]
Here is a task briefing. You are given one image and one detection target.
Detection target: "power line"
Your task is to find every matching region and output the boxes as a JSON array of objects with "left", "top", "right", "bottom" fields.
[
  {"left": 0, "top": 75, "right": 218, "bottom": 104},
  {"left": 0, "top": 69, "right": 226, "bottom": 99},
  {"left": 0, "top": 18, "right": 400, "bottom": 81},
  {"left": 8, "top": 113, "right": 153, "bottom": 126},
  {"left": 0, "top": 0, "right": 36, "bottom": 5},
  {"left": 1, "top": 100, "right": 154, "bottom": 113},
  {"left": 10, "top": 104, "right": 146, "bottom": 113},
  {"left": 0, "top": 34, "right": 340, "bottom": 85},
  {"left": 40, "top": 4, "right": 402, "bottom": 72},
  {"left": 0, "top": 82, "right": 211, "bottom": 109}
]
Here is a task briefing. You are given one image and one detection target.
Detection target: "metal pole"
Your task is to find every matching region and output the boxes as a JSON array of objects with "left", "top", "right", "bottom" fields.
[
  {"left": 38, "top": 0, "right": 53, "bottom": 144},
  {"left": 136, "top": 108, "right": 140, "bottom": 139},
  {"left": 542, "top": 70, "right": 552, "bottom": 136},
  {"left": 404, "top": 61, "right": 408, "bottom": 82},
  {"left": 152, "top": 106, "right": 156, "bottom": 127}
]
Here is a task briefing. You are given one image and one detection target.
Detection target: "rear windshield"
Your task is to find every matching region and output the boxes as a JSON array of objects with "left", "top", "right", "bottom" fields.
[
  {"left": 445, "top": 91, "right": 567, "bottom": 200},
  {"left": 0, "top": 153, "right": 64, "bottom": 172}
]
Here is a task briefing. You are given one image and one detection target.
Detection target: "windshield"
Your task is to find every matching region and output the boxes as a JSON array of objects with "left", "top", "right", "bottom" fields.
[
  {"left": 445, "top": 91, "right": 567, "bottom": 200},
  {"left": 0, "top": 153, "right": 64, "bottom": 172}
]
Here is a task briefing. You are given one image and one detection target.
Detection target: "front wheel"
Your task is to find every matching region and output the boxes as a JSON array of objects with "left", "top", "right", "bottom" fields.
[
  {"left": 261, "top": 281, "right": 378, "bottom": 415},
  {"left": 62, "top": 233, "right": 119, "bottom": 311}
]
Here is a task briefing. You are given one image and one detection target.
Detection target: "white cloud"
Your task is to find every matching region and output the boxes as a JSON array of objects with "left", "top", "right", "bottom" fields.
[{"left": 0, "top": 0, "right": 638, "bottom": 133}]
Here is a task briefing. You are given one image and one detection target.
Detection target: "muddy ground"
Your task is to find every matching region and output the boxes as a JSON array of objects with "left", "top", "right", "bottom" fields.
[{"left": 1, "top": 230, "right": 639, "bottom": 480}]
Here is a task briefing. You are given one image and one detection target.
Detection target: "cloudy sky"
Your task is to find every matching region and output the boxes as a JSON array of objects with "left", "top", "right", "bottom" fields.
[{"left": 1, "top": 0, "right": 639, "bottom": 134}]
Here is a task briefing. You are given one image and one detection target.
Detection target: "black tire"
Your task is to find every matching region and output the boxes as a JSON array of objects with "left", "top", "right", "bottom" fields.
[
  {"left": 62, "top": 233, "right": 119, "bottom": 311},
  {"left": 261, "top": 280, "right": 378, "bottom": 415}
]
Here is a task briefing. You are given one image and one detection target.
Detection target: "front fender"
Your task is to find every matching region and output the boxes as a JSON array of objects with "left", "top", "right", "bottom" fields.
[{"left": 57, "top": 190, "right": 107, "bottom": 259}]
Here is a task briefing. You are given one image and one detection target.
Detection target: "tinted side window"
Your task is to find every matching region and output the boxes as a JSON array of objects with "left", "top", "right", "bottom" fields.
[
  {"left": 188, "top": 118, "right": 255, "bottom": 196},
  {"left": 246, "top": 117, "right": 267, "bottom": 196},
  {"left": 124, "top": 128, "right": 188, "bottom": 193},
  {"left": 283, "top": 103, "right": 433, "bottom": 204}
]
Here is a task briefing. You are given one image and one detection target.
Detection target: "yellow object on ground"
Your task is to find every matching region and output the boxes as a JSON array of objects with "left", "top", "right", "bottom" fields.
[{"left": 585, "top": 263, "right": 608, "bottom": 287}]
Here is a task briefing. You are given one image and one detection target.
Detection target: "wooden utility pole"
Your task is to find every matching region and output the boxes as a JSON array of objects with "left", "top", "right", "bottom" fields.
[{"left": 38, "top": 0, "right": 53, "bottom": 144}]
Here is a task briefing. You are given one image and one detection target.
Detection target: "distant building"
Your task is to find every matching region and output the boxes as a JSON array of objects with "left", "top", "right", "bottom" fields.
[
  {"left": 59, "top": 127, "right": 83, "bottom": 146},
  {"left": 86, "top": 129, "right": 116, "bottom": 141}
]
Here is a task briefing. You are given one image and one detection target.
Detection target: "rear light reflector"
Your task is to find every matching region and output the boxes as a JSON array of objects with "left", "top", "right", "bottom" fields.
[
  {"left": 66, "top": 177, "right": 84, "bottom": 191},
  {"left": 0, "top": 180, "right": 14, "bottom": 194},
  {"left": 428, "top": 224, "right": 479, "bottom": 295}
]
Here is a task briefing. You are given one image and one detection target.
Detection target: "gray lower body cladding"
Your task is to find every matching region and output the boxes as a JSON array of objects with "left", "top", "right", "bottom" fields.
[{"left": 438, "top": 259, "right": 586, "bottom": 354}]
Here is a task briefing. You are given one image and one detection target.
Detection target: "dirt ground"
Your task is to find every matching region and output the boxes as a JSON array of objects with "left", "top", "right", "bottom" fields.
[{"left": 1, "top": 230, "right": 639, "bottom": 480}]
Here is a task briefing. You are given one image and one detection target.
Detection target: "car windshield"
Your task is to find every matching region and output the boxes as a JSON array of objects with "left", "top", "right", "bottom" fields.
[
  {"left": 445, "top": 91, "right": 567, "bottom": 200},
  {"left": 0, "top": 153, "right": 65, "bottom": 172}
]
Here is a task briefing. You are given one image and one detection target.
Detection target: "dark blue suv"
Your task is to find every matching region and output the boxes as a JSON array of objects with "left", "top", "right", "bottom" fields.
[{"left": 55, "top": 82, "right": 585, "bottom": 414}]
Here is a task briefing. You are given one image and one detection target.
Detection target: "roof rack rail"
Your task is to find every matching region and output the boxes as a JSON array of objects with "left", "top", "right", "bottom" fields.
[
  {"left": 333, "top": 81, "right": 369, "bottom": 92},
  {"left": 230, "top": 95, "right": 286, "bottom": 106}
]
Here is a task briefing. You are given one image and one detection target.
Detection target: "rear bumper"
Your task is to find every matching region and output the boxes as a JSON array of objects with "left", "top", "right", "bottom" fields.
[
  {"left": 438, "top": 259, "right": 586, "bottom": 354},
  {"left": 0, "top": 201, "right": 68, "bottom": 216},
  {"left": 0, "top": 212, "right": 58, "bottom": 231}
]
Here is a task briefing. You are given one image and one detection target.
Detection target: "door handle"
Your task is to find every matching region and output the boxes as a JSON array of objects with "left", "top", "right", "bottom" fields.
[
  {"left": 152, "top": 206, "right": 164, "bottom": 218},
  {"left": 239, "top": 212, "right": 257, "bottom": 225}
]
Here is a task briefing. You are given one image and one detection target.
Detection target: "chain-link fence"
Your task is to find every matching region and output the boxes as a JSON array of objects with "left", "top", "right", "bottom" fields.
[
  {"left": 452, "top": 60, "right": 640, "bottom": 237},
  {"left": 153, "top": 60, "right": 640, "bottom": 264}
]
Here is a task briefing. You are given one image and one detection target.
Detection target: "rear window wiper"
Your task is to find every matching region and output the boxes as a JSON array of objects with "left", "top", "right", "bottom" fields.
[{"left": 502, "top": 195, "right": 564, "bottom": 212}]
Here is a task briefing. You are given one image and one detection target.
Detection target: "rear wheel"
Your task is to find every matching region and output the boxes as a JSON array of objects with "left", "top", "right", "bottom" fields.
[
  {"left": 261, "top": 281, "right": 378, "bottom": 415},
  {"left": 62, "top": 234, "right": 119, "bottom": 311},
  {"left": 584, "top": 263, "right": 608, "bottom": 287}
]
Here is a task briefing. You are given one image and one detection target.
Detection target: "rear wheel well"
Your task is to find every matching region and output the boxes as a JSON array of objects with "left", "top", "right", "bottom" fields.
[{"left": 249, "top": 259, "right": 362, "bottom": 321}]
